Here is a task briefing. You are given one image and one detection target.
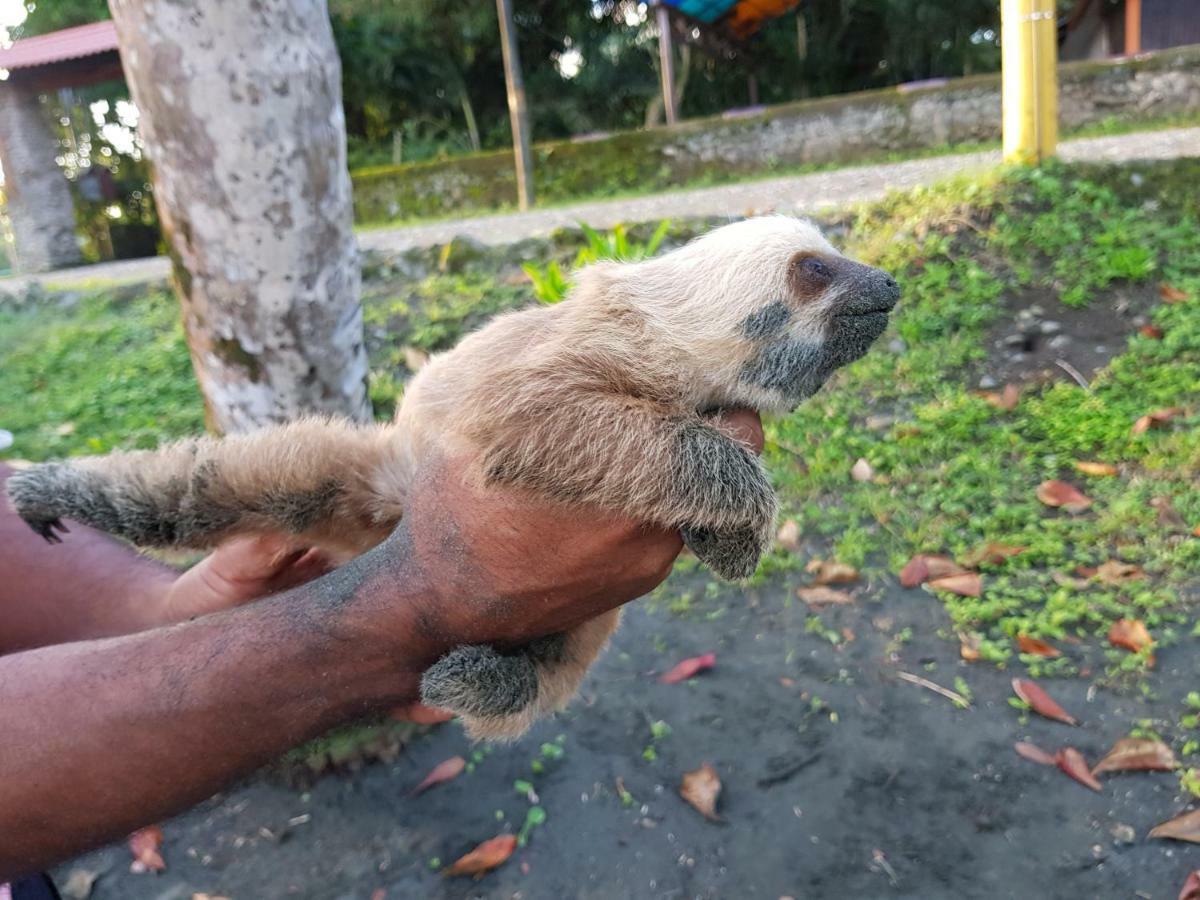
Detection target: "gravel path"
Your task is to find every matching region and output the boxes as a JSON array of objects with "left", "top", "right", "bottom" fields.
[{"left": 4, "top": 126, "right": 1197, "bottom": 293}]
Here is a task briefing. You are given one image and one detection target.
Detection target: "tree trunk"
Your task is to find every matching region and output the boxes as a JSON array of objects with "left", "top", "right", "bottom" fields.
[
  {"left": 107, "top": 0, "right": 372, "bottom": 433},
  {"left": 0, "top": 80, "right": 83, "bottom": 274}
]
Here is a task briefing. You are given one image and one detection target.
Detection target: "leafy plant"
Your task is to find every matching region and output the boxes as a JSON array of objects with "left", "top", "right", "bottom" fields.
[{"left": 524, "top": 220, "right": 671, "bottom": 304}]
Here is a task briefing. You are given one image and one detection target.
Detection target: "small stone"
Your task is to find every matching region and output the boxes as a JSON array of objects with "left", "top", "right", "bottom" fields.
[
  {"left": 1110, "top": 823, "right": 1136, "bottom": 845},
  {"left": 1130, "top": 172, "right": 1144, "bottom": 187},
  {"left": 1039, "top": 320, "right": 1061, "bottom": 334},
  {"left": 850, "top": 458, "right": 874, "bottom": 482},
  {"left": 887, "top": 338, "right": 906, "bottom": 354},
  {"left": 1049, "top": 335, "right": 1071, "bottom": 350},
  {"left": 977, "top": 375, "right": 998, "bottom": 389},
  {"left": 1002, "top": 333, "right": 1026, "bottom": 348}
]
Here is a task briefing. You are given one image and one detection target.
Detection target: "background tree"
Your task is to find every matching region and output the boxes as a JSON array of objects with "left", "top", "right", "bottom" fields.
[{"left": 107, "top": 0, "right": 371, "bottom": 432}]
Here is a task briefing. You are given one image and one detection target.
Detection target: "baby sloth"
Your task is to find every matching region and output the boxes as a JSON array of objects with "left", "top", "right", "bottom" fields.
[{"left": 7, "top": 216, "right": 899, "bottom": 740}]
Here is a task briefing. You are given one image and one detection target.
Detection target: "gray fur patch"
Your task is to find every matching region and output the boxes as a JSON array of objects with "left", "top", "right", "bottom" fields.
[
  {"left": 741, "top": 339, "right": 829, "bottom": 398},
  {"left": 257, "top": 478, "right": 341, "bottom": 532},
  {"left": 741, "top": 301, "right": 791, "bottom": 340},
  {"left": 420, "top": 644, "right": 540, "bottom": 718},
  {"left": 525, "top": 632, "right": 570, "bottom": 665},
  {"left": 671, "top": 421, "right": 777, "bottom": 531}
]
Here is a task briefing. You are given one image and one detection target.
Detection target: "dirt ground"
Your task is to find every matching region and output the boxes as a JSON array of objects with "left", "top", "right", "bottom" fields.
[{"left": 56, "top": 567, "right": 1198, "bottom": 900}]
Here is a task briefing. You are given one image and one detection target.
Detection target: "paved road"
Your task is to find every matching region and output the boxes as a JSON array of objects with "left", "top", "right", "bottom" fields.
[{"left": 4, "top": 126, "right": 1198, "bottom": 293}]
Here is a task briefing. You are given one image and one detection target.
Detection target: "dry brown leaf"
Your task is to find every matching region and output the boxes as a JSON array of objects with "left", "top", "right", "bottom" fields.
[
  {"left": 411, "top": 756, "right": 466, "bottom": 796},
  {"left": 979, "top": 383, "right": 1021, "bottom": 411},
  {"left": 1037, "top": 480, "right": 1093, "bottom": 513},
  {"left": 1014, "top": 741, "right": 1057, "bottom": 766},
  {"left": 680, "top": 763, "right": 722, "bottom": 821},
  {"left": 1140, "top": 324, "right": 1165, "bottom": 340},
  {"left": 370, "top": 891, "right": 387, "bottom": 900},
  {"left": 850, "top": 458, "right": 874, "bottom": 482},
  {"left": 659, "top": 653, "right": 716, "bottom": 684},
  {"left": 928, "top": 572, "right": 982, "bottom": 598},
  {"left": 775, "top": 520, "right": 801, "bottom": 552},
  {"left": 809, "top": 560, "right": 859, "bottom": 585},
  {"left": 1133, "top": 407, "right": 1184, "bottom": 435},
  {"left": 1095, "top": 560, "right": 1145, "bottom": 585},
  {"left": 1150, "top": 809, "right": 1200, "bottom": 844},
  {"left": 899, "top": 554, "right": 966, "bottom": 588},
  {"left": 1092, "top": 737, "right": 1177, "bottom": 775},
  {"left": 1108, "top": 618, "right": 1154, "bottom": 659},
  {"left": 1160, "top": 283, "right": 1190, "bottom": 304},
  {"left": 1073, "top": 460, "right": 1118, "bottom": 478},
  {"left": 959, "top": 632, "right": 982, "bottom": 662},
  {"left": 443, "top": 834, "right": 518, "bottom": 878},
  {"left": 1151, "top": 496, "right": 1189, "bottom": 531},
  {"left": 1012, "top": 678, "right": 1078, "bottom": 725},
  {"left": 1194, "top": 524, "right": 1200, "bottom": 538},
  {"left": 1179, "top": 870, "right": 1200, "bottom": 900},
  {"left": 129, "top": 825, "right": 165, "bottom": 873},
  {"left": 1016, "top": 635, "right": 1061, "bottom": 658},
  {"left": 797, "top": 586, "right": 854, "bottom": 607},
  {"left": 1056, "top": 747, "right": 1102, "bottom": 792},
  {"left": 962, "top": 542, "right": 1025, "bottom": 568}
]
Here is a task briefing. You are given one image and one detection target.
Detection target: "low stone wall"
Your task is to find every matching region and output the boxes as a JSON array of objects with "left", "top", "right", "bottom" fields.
[{"left": 350, "top": 44, "right": 1200, "bottom": 224}]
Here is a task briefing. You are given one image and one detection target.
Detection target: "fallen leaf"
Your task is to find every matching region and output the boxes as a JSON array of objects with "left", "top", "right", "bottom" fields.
[
  {"left": 1152, "top": 496, "right": 1189, "bottom": 531},
  {"left": 1014, "top": 741, "right": 1057, "bottom": 766},
  {"left": 680, "top": 763, "right": 722, "bottom": 821},
  {"left": 928, "top": 572, "right": 982, "bottom": 597},
  {"left": 129, "top": 825, "right": 165, "bottom": 873},
  {"left": 779, "top": 676, "right": 795, "bottom": 687},
  {"left": 1195, "top": 524, "right": 1200, "bottom": 538},
  {"left": 962, "top": 542, "right": 1025, "bottom": 568},
  {"left": 1133, "top": 407, "right": 1184, "bottom": 435},
  {"left": 797, "top": 586, "right": 854, "bottom": 607},
  {"left": 1160, "top": 283, "right": 1189, "bottom": 304},
  {"left": 841, "top": 626, "right": 856, "bottom": 643},
  {"left": 659, "top": 652, "right": 716, "bottom": 684},
  {"left": 808, "top": 559, "right": 859, "bottom": 585},
  {"left": 370, "top": 891, "right": 387, "bottom": 900},
  {"left": 899, "top": 554, "right": 966, "bottom": 588},
  {"left": 411, "top": 756, "right": 466, "bottom": 796},
  {"left": 1092, "top": 737, "right": 1177, "bottom": 774},
  {"left": 1037, "top": 480, "right": 1093, "bottom": 513},
  {"left": 1179, "top": 870, "right": 1200, "bottom": 900},
  {"left": 1012, "top": 678, "right": 1078, "bottom": 725},
  {"left": 61, "top": 869, "right": 99, "bottom": 900},
  {"left": 959, "top": 632, "right": 982, "bottom": 661},
  {"left": 979, "top": 383, "right": 1021, "bottom": 411},
  {"left": 850, "top": 458, "right": 874, "bottom": 482},
  {"left": 1056, "top": 747, "right": 1102, "bottom": 792},
  {"left": 1140, "top": 324, "right": 1165, "bottom": 339},
  {"left": 1074, "top": 460, "right": 1118, "bottom": 478},
  {"left": 775, "top": 519, "right": 801, "bottom": 552},
  {"left": 1017, "top": 635, "right": 1061, "bottom": 658},
  {"left": 1095, "top": 560, "right": 1145, "bottom": 585},
  {"left": 1150, "top": 809, "right": 1200, "bottom": 844},
  {"left": 1108, "top": 618, "right": 1154, "bottom": 658},
  {"left": 443, "top": 834, "right": 518, "bottom": 877},
  {"left": 402, "top": 346, "right": 430, "bottom": 373}
]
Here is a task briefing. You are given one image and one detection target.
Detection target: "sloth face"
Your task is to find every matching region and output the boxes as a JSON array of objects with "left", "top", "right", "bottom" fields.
[{"left": 736, "top": 250, "right": 901, "bottom": 408}]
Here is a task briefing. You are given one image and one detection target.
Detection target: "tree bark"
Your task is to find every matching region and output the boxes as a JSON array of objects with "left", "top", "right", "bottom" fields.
[
  {"left": 107, "top": 0, "right": 372, "bottom": 433},
  {"left": 0, "top": 80, "right": 83, "bottom": 274}
]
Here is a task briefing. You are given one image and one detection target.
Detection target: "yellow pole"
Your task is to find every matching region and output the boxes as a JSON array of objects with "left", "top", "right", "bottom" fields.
[{"left": 1001, "top": 0, "right": 1058, "bottom": 164}]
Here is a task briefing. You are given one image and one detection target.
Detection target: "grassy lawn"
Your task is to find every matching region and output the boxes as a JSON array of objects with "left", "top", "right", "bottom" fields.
[{"left": 2, "top": 159, "right": 1198, "bottom": 771}]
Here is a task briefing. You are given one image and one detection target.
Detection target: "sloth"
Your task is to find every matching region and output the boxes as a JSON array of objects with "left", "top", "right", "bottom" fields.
[{"left": 7, "top": 216, "right": 900, "bottom": 740}]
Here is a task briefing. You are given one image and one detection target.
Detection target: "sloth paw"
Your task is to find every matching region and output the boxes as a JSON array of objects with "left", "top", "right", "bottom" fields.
[
  {"left": 681, "top": 525, "right": 765, "bottom": 581},
  {"left": 420, "top": 644, "right": 540, "bottom": 719}
]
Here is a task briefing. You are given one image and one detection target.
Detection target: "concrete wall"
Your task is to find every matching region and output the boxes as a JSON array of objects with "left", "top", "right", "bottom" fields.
[{"left": 351, "top": 44, "right": 1200, "bottom": 224}]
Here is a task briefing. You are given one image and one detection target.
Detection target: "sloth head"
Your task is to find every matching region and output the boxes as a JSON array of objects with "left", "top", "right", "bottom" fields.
[{"left": 584, "top": 216, "right": 901, "bottom": 413}]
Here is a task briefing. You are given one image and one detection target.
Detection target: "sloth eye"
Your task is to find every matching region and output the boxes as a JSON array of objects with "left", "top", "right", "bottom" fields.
[{"left": 799, "top": 257, "right": 831, "bottom": 281}]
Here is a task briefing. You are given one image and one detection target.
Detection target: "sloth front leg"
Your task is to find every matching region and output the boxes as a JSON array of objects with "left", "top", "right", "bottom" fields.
[{"left": 5, "top": 418, "right": 396, "bottom": 555}]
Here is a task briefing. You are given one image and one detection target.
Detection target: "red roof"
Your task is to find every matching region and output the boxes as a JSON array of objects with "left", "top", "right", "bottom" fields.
[{"left": 0, "top": 20, "right": 119, "bottom": 71}]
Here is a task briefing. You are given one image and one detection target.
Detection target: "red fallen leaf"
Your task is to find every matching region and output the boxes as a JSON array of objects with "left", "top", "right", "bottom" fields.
[
  {"left": 1014, "top": 741, "right": 1057, "bottom": 766},
  {"left": 1160, "top": 283, "right": 1189, "bottom": 304},
  {"left": 928, "top": 572, "right": 982, "bottom": 597},
  {"left": 1179, "top": 870, "right": 1200, "bottom": 900},
  {"left": 797, "top": 586, "right": 854, "bottom": 607},
  {"left": 680, "top": 763, "right": 722, "bottom": 821},
  {"left": 1095, "top": 560, "right": 1145, "bottom": 585},
  {"left": 1056, "top": 747, "right": 1102, "bottom": 792},
  {"left": 1150, "top": 809, "right": 1200, "bottom": 844},
  {"left": 962, "top": 542, "right": 1025, "bottom": 568},
  {"left": 807, "top": 559, "right": 859, "bottom": 585},
  {"left": 899, "top": 554, "right": 966, "bottom": 588},
  {"left": 979, "top": 383, "right": 1021, "bottom": 411},
  {"left": 411, "top": 755, "right": 466, "bottom": 796},
  {"left": 1140, "top": 324, "right": 1165, "bottom": 339},
  {"left": 1195, "top": 524, "right": 1200, "bottom": 538},
  {"left": 1017, "top": 635, "right": 1061, "bottom": 658},
  {"left": 1012, "top": 678, "right": 1078, "bottom": 725},
  {"left": 1037, "top": 480, "right": 1093, "bottom": 513},
  {"left": 1092, "top": 737, "right": 1177, "bottom": 774},
  {"left": 1074, "top": 460, "right": 1118, "bottom": 478},
  {"left": 659, "top": 652, "right": 716, "bottom": 684},
  {"left": 371, "top": 891, "right": 387, "bottom": 900},
  {"left": 1133, "top": 407, "right": 1184, "bottom": 435},
  {"left": 128, "top": 825, "right": 165, "bottom": 873},
  {"left": 1108, "top": 618, "right": 1154, "bottom": 658},
  {"left": 443, "top": 834, "right": 518, "bottom": 877}
]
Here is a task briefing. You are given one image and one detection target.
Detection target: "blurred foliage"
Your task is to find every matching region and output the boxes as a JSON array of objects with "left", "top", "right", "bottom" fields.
[{"left": 524, "top": 220, "right": 671, "bottom": 303}]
